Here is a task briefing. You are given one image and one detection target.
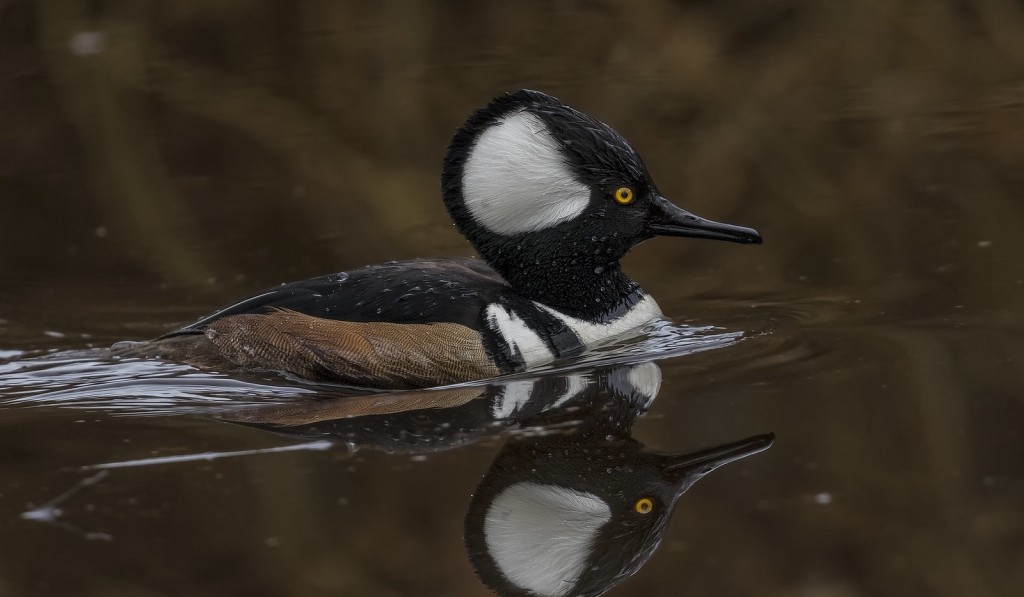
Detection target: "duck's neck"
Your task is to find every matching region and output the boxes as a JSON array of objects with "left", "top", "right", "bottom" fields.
[{"left": 485, "top": 248, "right": 645, "bottom": 321}]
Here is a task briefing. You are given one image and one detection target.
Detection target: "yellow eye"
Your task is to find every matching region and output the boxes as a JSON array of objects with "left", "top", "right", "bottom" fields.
[
  {"left": 634, "top": 498, "right": 654, "bottom": 514},
  {"left": 614, "top": 187, "right": 634, "bottom": 205}
]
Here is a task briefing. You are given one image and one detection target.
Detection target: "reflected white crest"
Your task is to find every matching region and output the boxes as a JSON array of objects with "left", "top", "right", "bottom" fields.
[{"left": 484, "top": 482, "right": 610, "bottom": 597}]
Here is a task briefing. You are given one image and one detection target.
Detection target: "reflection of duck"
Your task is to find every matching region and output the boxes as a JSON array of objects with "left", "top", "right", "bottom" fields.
[
  {"left": 465, "top": 432, "right": 772, "bottom": 597},
  {"left": 224, "top": 362, "right": 664, "bottom": 454},
  {"left": 114, "top": 89, "right": 760, "bottom": 389},
  {"left": 225, "top": 363, "right": 771, "bottom": 597}
]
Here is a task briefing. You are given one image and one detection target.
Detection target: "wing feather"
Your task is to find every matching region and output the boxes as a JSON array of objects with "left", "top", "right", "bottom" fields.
[{"left": 204, "top": 309, "right": 500, "bottom": 388}]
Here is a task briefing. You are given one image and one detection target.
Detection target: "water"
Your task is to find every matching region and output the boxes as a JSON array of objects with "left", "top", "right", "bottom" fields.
[{"left": 3, "top": 2, "right": 1024, "bottom": 596}]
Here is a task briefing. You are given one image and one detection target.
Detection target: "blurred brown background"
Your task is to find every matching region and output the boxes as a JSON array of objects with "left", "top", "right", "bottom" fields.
[
  {"left": 1, "top": 1, "right": 1024, "bottom": 596},
  {"left": 2, "top": 0, "right": 1022, "bottom": 312}
]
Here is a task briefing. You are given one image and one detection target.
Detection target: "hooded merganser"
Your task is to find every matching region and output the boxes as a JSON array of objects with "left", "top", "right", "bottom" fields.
[
  {"left": 226, "top": 362, "right": 665, "bottom": 453},
  {"left": 466, "top": 430, "right": 773, "bottom": 597},
  {"left": 228, "top": 362, "right": 772, "bottom": 596},
  {"left": 113, "top": 90, "right": 762, "bottom": 388}
]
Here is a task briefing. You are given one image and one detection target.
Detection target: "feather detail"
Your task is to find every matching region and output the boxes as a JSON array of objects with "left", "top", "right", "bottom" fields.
[{"left": 203, "top": 309, "right": 500, "bottom": 388}]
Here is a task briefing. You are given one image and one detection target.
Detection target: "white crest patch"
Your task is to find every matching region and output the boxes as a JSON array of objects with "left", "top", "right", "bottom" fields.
[
  {"left": 485, "top": 482, "right": 611, "bottom": 597},
  {"left": 538, "top": 294, "right": 664, "bottom": 348},
  {"left": 486, "top": 303, "right": 555, "bottom": 367},
  {"left": 463, "top": 110, "right": 591, "bottom": 234}
]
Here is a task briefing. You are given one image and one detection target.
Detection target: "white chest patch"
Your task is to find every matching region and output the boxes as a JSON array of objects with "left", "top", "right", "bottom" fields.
[
  {"left": 539, "top": 294, "right": 664, "bottom": 348},
  {"left": 462, "top": 110, "right": 591, "bottom": 235},
  {"left": 486, "top": 303, "right": 556, "bottom": 367},
  {"left": 485, "top": 482, "right": 611, "bottom": 597}
]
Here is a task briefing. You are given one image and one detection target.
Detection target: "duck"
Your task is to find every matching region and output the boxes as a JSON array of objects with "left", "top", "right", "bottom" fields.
[
  {"left": 226, "top": 361, "right": 666, "bottom": 453},
  {"left": 112, "top": 90, "right": 761, "bottom": 388},
  {"left": 227, "top": 359, "right": 772, "bottom": 596},
  {"left": 466, "top": 429, "right": 773, "bottom": 597}
]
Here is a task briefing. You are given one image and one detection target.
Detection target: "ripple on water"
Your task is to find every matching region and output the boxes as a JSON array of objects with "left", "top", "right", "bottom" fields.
[
  {"left": 0, "top": 322, "right": 747, "bottom": 417},
  {"left": 0, "top": 349, "right": 313, "bottom": 415}
]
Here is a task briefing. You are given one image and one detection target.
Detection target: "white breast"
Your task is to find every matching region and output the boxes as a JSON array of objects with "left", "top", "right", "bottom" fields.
[
  {"left": 539, "top": 294, "right": 664, "bottom": 348},
  {"left": 486, "top": 296, "right": 663, "bottom": 368},
  {"left": 485, "top": 303, "right": 556, "bottom": 367}
]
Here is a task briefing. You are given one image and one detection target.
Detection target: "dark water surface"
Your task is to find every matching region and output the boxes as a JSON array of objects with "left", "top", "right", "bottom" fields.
[{"left": 3, "top": 2, "right": 1024, "bottom": 596}]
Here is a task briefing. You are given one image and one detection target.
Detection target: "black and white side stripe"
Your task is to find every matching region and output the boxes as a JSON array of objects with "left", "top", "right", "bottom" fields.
[{"left": 481, "top": 293, "right": 664, "bottom": 372}]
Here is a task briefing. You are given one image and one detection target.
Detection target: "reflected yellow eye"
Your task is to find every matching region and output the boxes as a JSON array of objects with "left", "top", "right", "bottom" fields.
[
  {"left": 634, "top": 498, "right": 654, "bottom": 514},
  {"left": 614, "top": 187, "right": 634, "bottom": 205}
]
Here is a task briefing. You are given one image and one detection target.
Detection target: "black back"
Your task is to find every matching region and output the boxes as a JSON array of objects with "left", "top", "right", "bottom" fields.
[
  {"left": 164, "top": 257, "right": 587, "bottom": 367},
  {"left": 166, "top": 258, "right": 508, "bottom": 335}
]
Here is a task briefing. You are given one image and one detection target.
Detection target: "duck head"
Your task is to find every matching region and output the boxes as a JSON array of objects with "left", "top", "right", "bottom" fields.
[
  {"left": 465, "top": 432, "right": 774, "bottom": 597},
  {"left": 442, "top": 90, "right": 761, "bottom": 310}
]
